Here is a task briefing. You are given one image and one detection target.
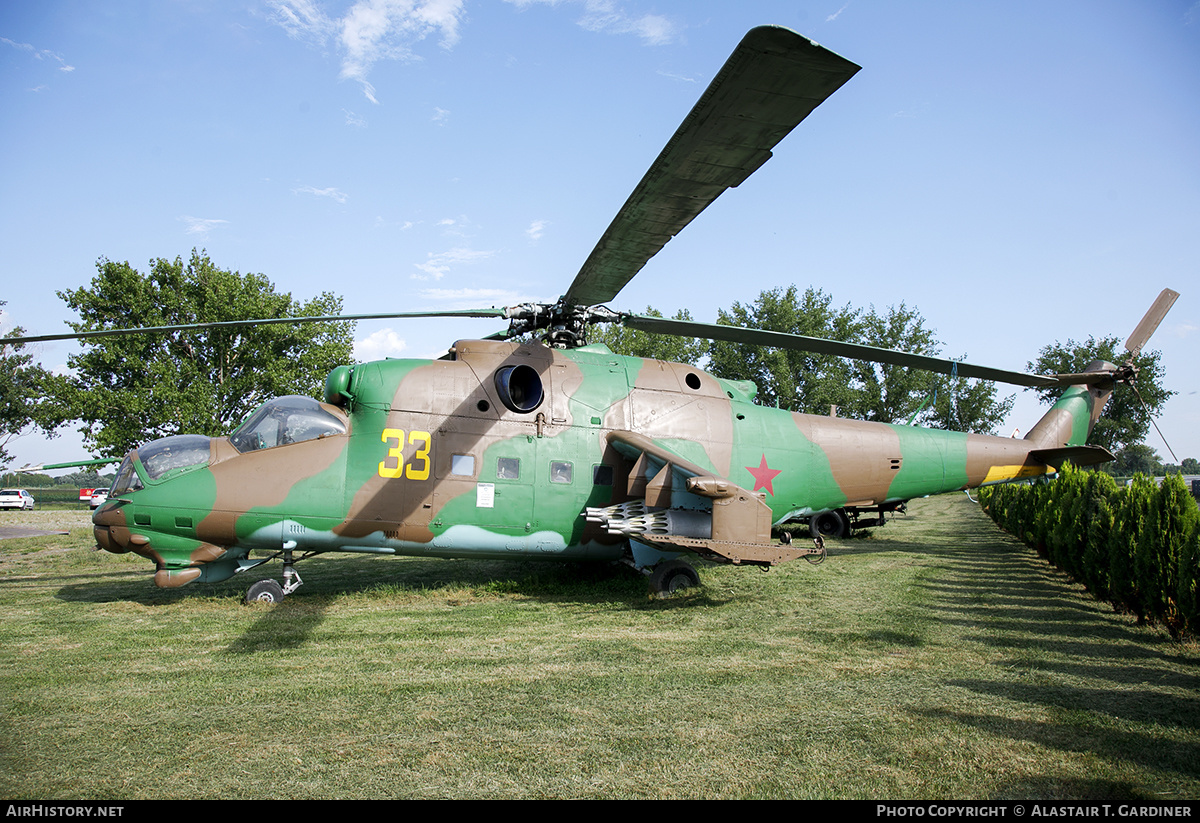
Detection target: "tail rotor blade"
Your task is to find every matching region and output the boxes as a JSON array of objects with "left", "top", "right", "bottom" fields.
[{"left": 1124, "top": 288, "right": 1179, "bottom": 357}]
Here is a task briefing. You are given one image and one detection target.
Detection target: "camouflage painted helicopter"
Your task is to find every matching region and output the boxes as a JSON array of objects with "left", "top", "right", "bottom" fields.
[{"left": 7, "top": 27, "right": 1179, "bottom": 601}]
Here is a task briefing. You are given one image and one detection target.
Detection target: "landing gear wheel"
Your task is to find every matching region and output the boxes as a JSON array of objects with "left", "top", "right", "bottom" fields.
[
  {"left": 245, "top": 579, "right": 285, "bottom": 604},
  {"left": 649, "top": 559, "right": 701, "bottom": 596},
  {"left": 810, "top": 510, "right": 848, "bottom": 539}
]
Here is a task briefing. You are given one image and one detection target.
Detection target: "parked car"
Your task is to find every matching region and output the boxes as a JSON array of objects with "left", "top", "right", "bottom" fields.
[
  {"left": 89, "top": 489, "right": 109, "bottom": 509},
  {"left": 0, "top": 489, "right": 35, "bottom": 510}
]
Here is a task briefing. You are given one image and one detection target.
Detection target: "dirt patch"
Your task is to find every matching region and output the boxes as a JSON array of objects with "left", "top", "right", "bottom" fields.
[
  {"left": 0, "top": 526, "right": 71, "bottom": 540},
  {"left": 0, "top": 510, "right": 92, "bottom": 535}
]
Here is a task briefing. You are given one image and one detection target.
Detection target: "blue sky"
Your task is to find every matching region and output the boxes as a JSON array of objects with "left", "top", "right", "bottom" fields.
[{"left": 2, "top": 0, "right": 1198, "bottom": 470}]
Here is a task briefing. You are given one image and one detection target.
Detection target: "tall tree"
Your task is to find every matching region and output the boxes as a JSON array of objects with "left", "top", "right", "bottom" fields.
[
  {"left": 588, "top": 307, "right": 706, "bottom": 365},
  {"left": 708, "top": 286, "right": 862, "bottom": 414},
  {"left": 1112, "top": 443, "right": 1163, "bottom": 476},
  {"left": 923, "top": 367, "right": 1016, "bottom": 435},
  {"left": 706, "top": 287, "right": 1013, "bottom": 434},
  {"left": 1027, "top": 335, "right": 1173, "bottom": 454},
  {"left": 844, "top": 302, "right": 941, "bottom": 424},
  {"left": 843, "top": 303, "right": 1012, "bottom": 433},
  {"left": 58, "top": 251, "right": 355, "bottom": 458},
  {"left": 0, "top": 301, "right": 68, "bottom": 467}
]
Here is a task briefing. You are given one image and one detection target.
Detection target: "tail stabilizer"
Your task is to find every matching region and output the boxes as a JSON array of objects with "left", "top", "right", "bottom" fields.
[{"left": 1028, "top": 444, "right": 1115, "bottom": 470}]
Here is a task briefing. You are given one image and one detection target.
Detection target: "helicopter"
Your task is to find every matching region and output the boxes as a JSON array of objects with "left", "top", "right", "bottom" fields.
[{"left": 5, "top": 26, "right": 1179, "bottom": 601}]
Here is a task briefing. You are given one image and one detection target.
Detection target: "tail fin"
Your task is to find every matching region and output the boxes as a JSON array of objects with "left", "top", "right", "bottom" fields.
[{"left": 1024, "top": 359, "right": 1116, "bottom": 452}]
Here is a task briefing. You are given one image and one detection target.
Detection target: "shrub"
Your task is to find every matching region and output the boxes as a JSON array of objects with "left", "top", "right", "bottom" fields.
[{"left": 978, "top": 465, "right": 1200, "bottom": 638}]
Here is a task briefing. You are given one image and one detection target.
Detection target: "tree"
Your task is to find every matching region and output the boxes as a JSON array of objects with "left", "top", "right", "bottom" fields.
[
  {"left": 0, "top": 301, "right": 68, "bottom": 467},
  {"left": 1111, "top": 443, "right": 1163, "bottom": 477},
  {"left": 58, "top": 251, "right": 355, "bottom": 458},
  {"left": 843, "top": 302, "right": 942, "bottom": 424},
  {"left": 708, "top": 286, "right": 861, "bottom": 414},
  {"left": 1027, "top": 335, "right": 1174, "bottom": 455},
  {"left": 53, "top": 468, "right": 114, "bottom": 488},
  {"left": 588, "top": 307, "right": 706, "bottom": 365},
  {"left": 844, "top": 304, "right": 1012, "bottom": 434},
  {"left": 706, "top": 286, "right": 1013, "bottom": 433},
  {"left": 924, "top": 368, "right": 1016, "bottom": 435}
]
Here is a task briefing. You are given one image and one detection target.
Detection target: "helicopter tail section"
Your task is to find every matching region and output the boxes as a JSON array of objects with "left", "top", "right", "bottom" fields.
[
  {"left": 1023, "top": 359, "right": 1117, "bottom": 452},
  {"left": 1018, "top": 288, "right": 1180, "bottom": 469}
]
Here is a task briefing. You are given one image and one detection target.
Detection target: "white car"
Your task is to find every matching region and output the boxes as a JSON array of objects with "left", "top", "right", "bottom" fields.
[
  {"left": 89, "top": 489, "right": 109, "bottom": 509},
  {"left": 0, "top": 489, "right": 35, "bottom": 510}
]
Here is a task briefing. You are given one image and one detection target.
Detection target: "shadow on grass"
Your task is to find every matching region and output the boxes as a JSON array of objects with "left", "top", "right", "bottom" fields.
[
  {"left": 42, "top": 552, "right": 720, "bottom": 654},
  {"left": 52, "top": 551, "right": 720, "bottom": 610},
  {"left": 899, "top": 498, "right": 1200, "bottom": 785},
  {"left": 920, "top": 704, "right": 1200, "bottom": 784},
  {"left": 245, "top": 554, "right": 652, "bottom": 602},
  {"left": 1, "top": 567, "right": 147, "bottom": 592},
  {"left": 988, "top": 773, "right": 1155, "bottom": 802},
  {"left": 218, "top": 556, "right": 724, "bottom": 653},
  {"left": 226, "top": 594, "right": 332, "bottom": 654}
]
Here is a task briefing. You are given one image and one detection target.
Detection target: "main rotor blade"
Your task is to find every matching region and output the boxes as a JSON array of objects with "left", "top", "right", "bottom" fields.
[
  {"left": 563, "top": 27, "right": 860, "bottom": 307},
  {"left": 1124, "top": 288, "right": 1179, "bottom": 357},
  {"left": 0, "top": 308, "right": 509, "bottom": 346},
  {"left": 620, "top": 314, "right": 1066, "bottom": 389},
  {"left": 17, "top": 457, "right": 120, "bottom": 472}
]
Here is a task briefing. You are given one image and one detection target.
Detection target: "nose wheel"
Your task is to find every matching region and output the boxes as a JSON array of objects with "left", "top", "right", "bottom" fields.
[
  {"left": 245, "top": 578, "right": 285, "bottom": 604},
  {"left": 242, "top": 550, "right": 304, "bottom": 604}
]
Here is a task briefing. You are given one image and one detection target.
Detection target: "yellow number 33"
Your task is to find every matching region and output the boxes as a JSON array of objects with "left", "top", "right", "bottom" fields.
[{"left": 378, "top": 428, "right": 432, "bottom": 480}]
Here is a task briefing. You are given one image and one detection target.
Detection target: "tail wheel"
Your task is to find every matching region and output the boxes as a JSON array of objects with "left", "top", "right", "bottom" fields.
[
  {"left": 245, "top": 579, "right": 285, "bottom": 604},
  {"left": 649, "top": 559, "right": 701, "bottom": 596}
]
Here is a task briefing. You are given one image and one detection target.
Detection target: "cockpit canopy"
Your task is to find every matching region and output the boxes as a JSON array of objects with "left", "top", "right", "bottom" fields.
[
  {"left": 139, "top": 434, "right": 213, "bottom": 480},
  {"left": 110, "top": 454, "right": 144, "bottom": 495},
  {"left": 106, "top": 433, "right": 212, "bottom": 495},
  {"left": 229, "top": 395, "right": 348, "bottom": 454},
  {"left": 106, "top": 397, "right": 349, "bottom": 495}
]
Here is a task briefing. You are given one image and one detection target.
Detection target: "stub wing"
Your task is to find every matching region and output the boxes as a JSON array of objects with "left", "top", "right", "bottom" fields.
[{"left": 589, "top": 431, "right": 817, "bottom": 566}]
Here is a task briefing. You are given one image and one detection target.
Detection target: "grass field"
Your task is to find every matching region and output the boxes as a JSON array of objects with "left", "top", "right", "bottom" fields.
[{"left": 1, "top": 494, "right": 1196, "bottom": 799}]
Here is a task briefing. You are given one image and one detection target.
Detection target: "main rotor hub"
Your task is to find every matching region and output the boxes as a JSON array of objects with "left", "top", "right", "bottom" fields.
[{"left": 504, "top": 301, "right": 620, "bottom": 348}]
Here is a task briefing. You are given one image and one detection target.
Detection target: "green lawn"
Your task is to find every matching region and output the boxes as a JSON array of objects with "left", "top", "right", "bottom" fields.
[{"left": 1, "top": 494, "right": 1196, "bottom": 799}]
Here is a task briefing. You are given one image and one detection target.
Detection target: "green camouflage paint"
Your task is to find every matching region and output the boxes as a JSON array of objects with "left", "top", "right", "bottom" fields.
[{"left": 91, "top": 341, "right": 1116, "bottom": 589}]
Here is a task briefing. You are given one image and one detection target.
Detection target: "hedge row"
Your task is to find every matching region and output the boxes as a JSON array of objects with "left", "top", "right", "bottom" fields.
[{"left": 978, "top": 465, "right": 1200, "bottom": 638}]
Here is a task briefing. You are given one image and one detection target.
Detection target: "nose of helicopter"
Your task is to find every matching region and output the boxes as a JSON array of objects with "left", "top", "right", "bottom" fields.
[{"left": 92, "top": 503, "right": 132, "bottom": 554}]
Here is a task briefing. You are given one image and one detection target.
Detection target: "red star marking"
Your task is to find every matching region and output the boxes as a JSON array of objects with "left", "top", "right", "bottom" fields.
[{"left": 746, "top": 454, "right": 783, "bottom": 496}]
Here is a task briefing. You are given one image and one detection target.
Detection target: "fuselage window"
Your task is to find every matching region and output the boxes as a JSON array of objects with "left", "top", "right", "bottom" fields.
[
  {"left": 550, "top": 461, "right": 573, "bottom": 484},
  {"left": 451, "top": 454, "right": 476, "bottom": 477},
  {"left": 497, "top": 457, "right": 520, "bottom": 480},
  {"left": 592, "top": 465, "right": 614, "bottom": 486}
]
